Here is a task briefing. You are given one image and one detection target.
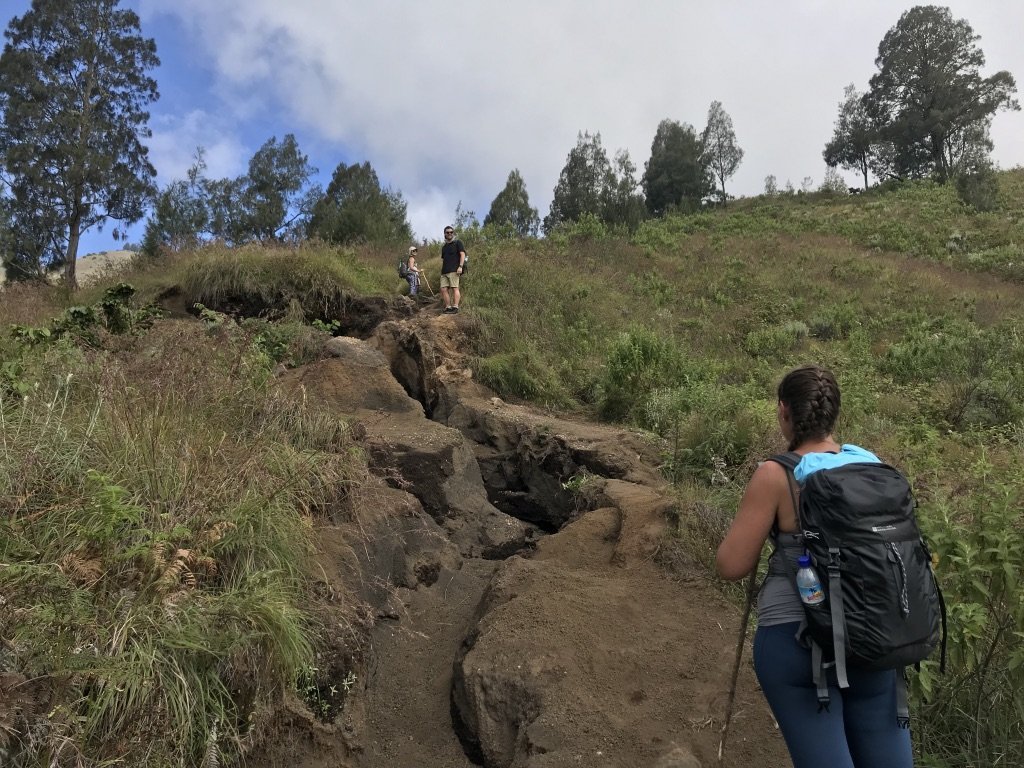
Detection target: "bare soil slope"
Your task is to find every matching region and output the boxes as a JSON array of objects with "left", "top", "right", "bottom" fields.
[{"left": 252, "top": 304, "right": 788, "bottom": 768}]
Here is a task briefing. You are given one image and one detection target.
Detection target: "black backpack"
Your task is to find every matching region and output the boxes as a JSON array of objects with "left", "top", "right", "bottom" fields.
[
  {"left": 397, "top": 259, "right": 409, "bottom": 279},
  {"left": 769, "top": 452, "right": 946, "bottom": 723}
]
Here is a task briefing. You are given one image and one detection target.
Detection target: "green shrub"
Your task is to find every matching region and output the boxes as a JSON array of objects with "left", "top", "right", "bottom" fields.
[
  {"left": 644, "top": 382, "right": 773, "bottom": 477},
  {"left": 628, "top": 271, "right": 674, "bottom": 308},
  {"left": 598, "top": 328, "right": 683, "bottom": 421},
  {"left": 474, "top": 345, "right": 567, "bottom": 405},
  {"left": 809, "top": 303, "right": 858, "bottom": 340},
  {"left": 913, "top": 452, "right": 1024, "bottom": 765},
  {"left": 881, "top": 321, "right": 976, "bottom": 383},
  {"left": 742, "top": 321, "right": 807, "bottom": 358},
  {"left": 956, "top": 162, "right": 1000, "bottom": 212}
]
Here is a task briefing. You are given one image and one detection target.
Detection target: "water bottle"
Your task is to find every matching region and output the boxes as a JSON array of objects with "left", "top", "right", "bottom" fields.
[{"left": 796, "top": 554, "right": 825, "bottom": 605}]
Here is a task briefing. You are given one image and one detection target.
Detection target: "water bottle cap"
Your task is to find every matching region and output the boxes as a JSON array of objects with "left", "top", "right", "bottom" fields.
[{"left": 798, "top": 554, "right": 812, "bottom": 568}]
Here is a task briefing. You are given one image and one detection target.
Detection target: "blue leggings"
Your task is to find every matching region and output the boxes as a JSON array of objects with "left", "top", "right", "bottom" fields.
[{"left": 753, "top": 622, "right": 913, "bottom": 768}]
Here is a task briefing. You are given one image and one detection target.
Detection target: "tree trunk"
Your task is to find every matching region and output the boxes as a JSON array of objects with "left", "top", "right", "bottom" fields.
[
  {"left": 64, "top": 211, "right": 81, "bottom": 290},
  {"left": 720, "top": 178, "right": 728, "bottom": 208},
  {"left": 932, "top": 132, "right": 948, "bottom": 182},
  {"left": 861, "top": 155, "right": 870, "bottom": 190}
]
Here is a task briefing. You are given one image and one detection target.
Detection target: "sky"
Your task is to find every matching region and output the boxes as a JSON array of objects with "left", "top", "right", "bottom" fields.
[{"left": 5, "top": 0, "right": 1024, "bottom": 255}]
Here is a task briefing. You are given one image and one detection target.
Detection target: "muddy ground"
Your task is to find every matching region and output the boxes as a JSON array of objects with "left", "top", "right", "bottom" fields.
[{"left": 247, "top": 300, "right": 789, "bottom": 768}]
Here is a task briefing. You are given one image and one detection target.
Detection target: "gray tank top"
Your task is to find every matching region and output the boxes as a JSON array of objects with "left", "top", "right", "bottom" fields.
[{"left": 757, "top": 531, "right": 806, "bottom": 627}]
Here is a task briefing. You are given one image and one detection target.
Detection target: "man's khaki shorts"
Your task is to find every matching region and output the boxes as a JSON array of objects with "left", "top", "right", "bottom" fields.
[{"left": 440, "top": 272, "right": 460, "bottom": 289}]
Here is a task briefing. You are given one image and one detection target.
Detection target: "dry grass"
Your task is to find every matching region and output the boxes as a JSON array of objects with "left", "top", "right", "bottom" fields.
[{"left": 0, "top": 319, "right": 366, "bottom": 767}]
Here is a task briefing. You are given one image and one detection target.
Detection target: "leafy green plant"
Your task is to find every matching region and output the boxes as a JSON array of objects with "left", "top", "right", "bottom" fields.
[
  {"left": 956, "top": 161, "right": 1000, "bottom": 212},
  {"left": 598, "top": 328, "right": 683, "bottom": 421},
  {"left": 742, "top": 321, "right": 807, "bottom": 358},
  {"left": 913, "top": 450, "right": 1024, "bottom": 765}
]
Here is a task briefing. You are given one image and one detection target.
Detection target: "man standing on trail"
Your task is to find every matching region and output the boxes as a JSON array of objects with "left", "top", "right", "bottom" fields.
[{"left": 440, "top": 225, "right": 465, "bottom": 314}]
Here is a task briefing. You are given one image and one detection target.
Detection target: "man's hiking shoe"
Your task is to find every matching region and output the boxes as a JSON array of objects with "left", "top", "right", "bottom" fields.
[
  {"left": 442, "top": 306, "right": 455, "bottom": 313},
  {"left": 450, "top": 306, "right": 460, "bottom": 314}
]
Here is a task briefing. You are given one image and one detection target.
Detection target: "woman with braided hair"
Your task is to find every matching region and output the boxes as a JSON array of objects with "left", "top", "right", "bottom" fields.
[{"left": 716, "top": 364, "right": 914, "bottom": 768}]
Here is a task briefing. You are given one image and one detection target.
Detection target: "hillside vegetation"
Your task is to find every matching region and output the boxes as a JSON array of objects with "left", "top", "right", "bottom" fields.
[{"left": 2, "top": 173, "right": 1023, "bottom": 767}]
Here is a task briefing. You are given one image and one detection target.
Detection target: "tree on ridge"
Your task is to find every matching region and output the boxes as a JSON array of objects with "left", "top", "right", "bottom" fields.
[
  {"left": 701, "top": 101, "right": 744, "bottom": 207},
  {"left": 823, "top": 84, "right": 876, "bottom": 190},
  {"left": 0, "top": 0, "right": 160, "bottom": 288},
  {"left": 864, "top": 5, "right": 1018, "bottom": 182},
  {"left": 484, "top": 169, "right": 539, "bottom": 237},
  {"left": 544, "top": 131, "right": 612, "bottom": 234},
  {"left": 642, "top": 119, "right": 712, "bottom": 216},
  {"left": 308, "top": 161, "right": 412, "bottom": 245}
]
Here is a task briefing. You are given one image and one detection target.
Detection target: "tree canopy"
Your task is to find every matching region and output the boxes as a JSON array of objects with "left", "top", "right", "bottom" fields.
[
  {"left": 141, "top": 136, "right": 318, "bottom": 254},
  {"left": 701, "top": 101, "right": 744, "bottom": 206},
  {"left": 484, "top": 169, "right": 539, "bottom": 237},
  {"left": 308, "top": 161, "right": 412, "bottom": 245},
  {"left": 0, "top": 0, "right": 159, "bottom": 287},
  {"left": 642, "top": 119, "right": 712, "bottom": 215},
  {"left": 823, "top": 85, "right": 876, "bottom": 190},
  {"left": 601, "top": 150, "right": 646, "bottom": 232},
  {"left": 544, "top": 131, "right": 612, "bottom": 233},
  {"left": 864, "top": 5, "right": 1018, "bottom": 181},
  {"left": 141, "top": 150, "right": 209, "bottom": 255},
  {"left": 240, "top": 134, "right": 318, "bottom": 242}
]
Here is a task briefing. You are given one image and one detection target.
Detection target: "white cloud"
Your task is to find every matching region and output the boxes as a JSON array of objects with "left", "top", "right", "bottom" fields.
[
  {"left": 147, "top": 110, "right": 248, "bottom": 183},
  {"left": 142, "top": 0, "right": 1024, "bottom": 232},
  {"left": 406, "top": 187, "right": 461, "bottom": 244}
]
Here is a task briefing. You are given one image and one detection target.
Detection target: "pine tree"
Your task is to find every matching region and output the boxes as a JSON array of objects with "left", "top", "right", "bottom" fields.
[
  {"left": 484, "top": 169, "right": 539, "bottom": 237},
  {"left": 0, "top": 0, "right": 159, "bottom": 288}
]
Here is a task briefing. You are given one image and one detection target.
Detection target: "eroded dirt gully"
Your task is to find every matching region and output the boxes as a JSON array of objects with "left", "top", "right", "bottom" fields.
[{"left": 253, "top": 302, "right": 788, "bottom": 768}]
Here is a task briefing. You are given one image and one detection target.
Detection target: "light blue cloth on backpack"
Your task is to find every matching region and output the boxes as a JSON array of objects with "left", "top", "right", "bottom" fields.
[{"left": 793, "top": 444, "right": 881, "bottom": 484}]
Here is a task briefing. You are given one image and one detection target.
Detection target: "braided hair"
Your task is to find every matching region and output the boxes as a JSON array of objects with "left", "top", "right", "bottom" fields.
[{"left": 777, "top": 364, "right": 841, "bottom": 450}]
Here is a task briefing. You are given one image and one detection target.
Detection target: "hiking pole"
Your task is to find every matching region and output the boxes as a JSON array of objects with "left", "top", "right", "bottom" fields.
[
  {"left": 420, "top": 271, "right": 435, "bottom": 296},
  {"left": 718, "top": 565, "right": 760, "bottom": 765}
]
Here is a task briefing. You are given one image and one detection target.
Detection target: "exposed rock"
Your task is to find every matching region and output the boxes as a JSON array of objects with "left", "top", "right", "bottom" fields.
[
  {"left": 365, "top": 416, "right": 533, "bottom": 559},
  {"left": 653, "top": 745, "right": 703, "bottom": 768},
  {"left": 440, "top": 394, "right": 668, "bottom": 530},
  {"left": 281, "top": 341, "right": 532, "bottom": 561},
  {"left": 451, "top": 488, "right": 780, "bottom": 767},
  {"left": 255, "top": 308, "right": 789, "bottom": 768}
]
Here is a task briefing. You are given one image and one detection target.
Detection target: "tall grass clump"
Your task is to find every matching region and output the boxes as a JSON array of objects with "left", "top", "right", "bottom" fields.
[
  {"left": 180, "top": 242, "right": 388, "bottom": 320},
  {"left": 0, "top": 310, "right": 360, "bottom": 766}
]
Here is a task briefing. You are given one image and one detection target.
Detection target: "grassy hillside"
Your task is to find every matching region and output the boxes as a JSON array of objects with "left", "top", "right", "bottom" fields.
[
  {"left": 2, "top": 171, "right": 1023, "bottom": 766},
  {"left": 636, "top": 168, "right": 1024, "bottom": 282},
  {"left": 454, "top": 173, "right": 1024, "bottom": 766}
]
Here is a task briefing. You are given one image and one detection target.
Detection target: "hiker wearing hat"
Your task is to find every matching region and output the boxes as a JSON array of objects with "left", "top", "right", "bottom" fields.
[
  {"left": 405, "top": 245, "right": 421, "bottom": 296},
  {"left": 439, "top": 225, "right": 465, "bottom": 313}
]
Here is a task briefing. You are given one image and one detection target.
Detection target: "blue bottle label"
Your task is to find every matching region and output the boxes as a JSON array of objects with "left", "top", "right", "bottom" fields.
[{"left": 799, "top": 583, "right": 825, "bottom": 605}]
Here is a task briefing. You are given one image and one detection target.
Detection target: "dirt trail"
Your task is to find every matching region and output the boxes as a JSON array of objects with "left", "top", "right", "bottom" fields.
[{"left": 249, "top": 304, "right": 789, "bottom": 768}]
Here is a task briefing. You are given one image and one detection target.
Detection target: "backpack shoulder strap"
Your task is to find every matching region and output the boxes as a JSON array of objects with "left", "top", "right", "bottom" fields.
[
  {"left": 766, "top": 452, "right": 803, "bottom": 533},
  {"left": 767, "top": 451, "right": 800, "bottom": 472}
]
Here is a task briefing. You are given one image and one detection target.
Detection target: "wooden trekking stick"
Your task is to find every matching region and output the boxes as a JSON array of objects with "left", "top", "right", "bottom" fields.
[
  {"left": 419, "top": 271, "right": 435, "bottom": 296},
  {"left": 718, "top": 566, "right": 760, "bottom": 765}
]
